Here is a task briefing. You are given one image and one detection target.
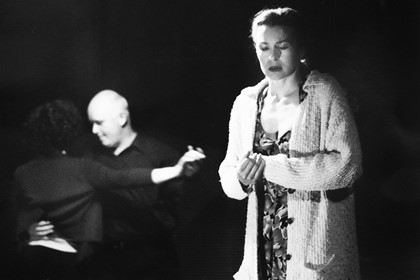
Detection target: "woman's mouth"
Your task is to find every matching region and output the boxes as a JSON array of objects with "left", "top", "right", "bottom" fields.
[{"left": 268, "top": 66, "right": 282, "bottom": 72}]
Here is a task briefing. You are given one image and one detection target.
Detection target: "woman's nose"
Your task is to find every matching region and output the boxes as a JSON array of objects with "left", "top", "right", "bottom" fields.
[{"left": 269, "top": 49, "right": 280, "bottom": 61}]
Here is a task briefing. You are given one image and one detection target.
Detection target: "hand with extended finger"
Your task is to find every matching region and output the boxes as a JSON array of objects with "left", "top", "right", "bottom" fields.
[
  {"left": 176, "top": 145, "right": 206, "bottom": 177},
  {"left": 236, "top": 151, "right": 265, "bottom": 186}
]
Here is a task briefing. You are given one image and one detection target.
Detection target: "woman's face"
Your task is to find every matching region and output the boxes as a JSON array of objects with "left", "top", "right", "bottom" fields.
[{"left": 253, "top": 25, "right": 302, "bottom": 81}]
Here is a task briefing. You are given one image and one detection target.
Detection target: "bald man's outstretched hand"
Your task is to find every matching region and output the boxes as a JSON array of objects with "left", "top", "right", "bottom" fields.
[
  {"left": 177, "top": 146, "right": 206, "bottom": 177},
  {"left": 151, "top": 146, "right": 206, "bottom": 184}
]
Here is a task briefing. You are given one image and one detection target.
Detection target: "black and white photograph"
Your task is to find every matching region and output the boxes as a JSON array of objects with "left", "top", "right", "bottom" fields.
[{"left": 0, "top": 0, "right": 419, "bottom": 279}]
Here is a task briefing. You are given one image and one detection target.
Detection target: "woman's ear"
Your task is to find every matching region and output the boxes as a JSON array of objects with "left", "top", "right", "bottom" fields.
[
  {"left": 300, "top": 47, "right": 306, "bottom": 59},
  {"left": 299, "top": 48, "right": 307, "bottom": 64}
]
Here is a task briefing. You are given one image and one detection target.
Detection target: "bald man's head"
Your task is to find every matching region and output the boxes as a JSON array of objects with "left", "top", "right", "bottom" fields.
[
  {"left": 88, "top": 90, "right": 129, "bottom": 117},
  {"left": 87, "top": 90, "right": 132, "bottom": 149}
]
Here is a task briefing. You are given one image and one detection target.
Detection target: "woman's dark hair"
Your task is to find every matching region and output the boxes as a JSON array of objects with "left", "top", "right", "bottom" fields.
[
  {"left": 24, "top": 99, "right": 83, "bottom": 156},
  {"left": 250, "top": 7, "right": 307, "bottom": 50}
]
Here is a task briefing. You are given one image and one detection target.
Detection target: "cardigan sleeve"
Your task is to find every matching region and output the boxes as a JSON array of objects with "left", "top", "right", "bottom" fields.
[
  {"left": 219, "top": 97, "right": 249, "bottom": 200},
  {"left": 264, "top": 84, "right": 363, "bottom": 191}
]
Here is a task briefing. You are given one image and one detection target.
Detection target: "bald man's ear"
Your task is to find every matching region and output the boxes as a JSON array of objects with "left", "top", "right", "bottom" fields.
[{"left": 118, "top": 113, "right": 128, "bottom": 127}]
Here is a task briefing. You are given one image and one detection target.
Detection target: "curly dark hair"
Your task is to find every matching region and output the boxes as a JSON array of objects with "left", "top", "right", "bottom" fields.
[{"left": 24, "top": 99, "right": 83, "bottom": 156}]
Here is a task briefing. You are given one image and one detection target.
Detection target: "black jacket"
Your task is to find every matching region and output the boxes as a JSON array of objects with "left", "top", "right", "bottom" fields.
[{"left": 14, "top": 155, "right": 154, "bottom": 243}]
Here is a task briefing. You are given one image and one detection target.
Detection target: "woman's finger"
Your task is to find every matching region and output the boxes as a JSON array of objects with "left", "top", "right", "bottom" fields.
[
  {"left": 253, "top": 158, "right": 265, "bottom": 180},
  {"left": 37, "top": 224, "right": 54, "bottom": 231},
  {"left": 246, "top": 154, "right": 262, "bottom": 179},
  {"left": 37, "top": 229, "right": 54, "bottom": 236},
  {"left": 238, "top": 152, "right": 253, "bottom": 172},
  {"left": 238, "top": 158, "right": 251, "bottom": 172},
  {"left": 38, "top": 220, "right": 51, "bottom": 226},
  {"left": 240, "top": 153, "right": 257, "bottom": 174}
]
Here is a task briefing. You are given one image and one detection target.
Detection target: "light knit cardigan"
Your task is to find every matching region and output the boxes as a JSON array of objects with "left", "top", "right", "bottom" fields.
[{"left": 218, "top": 71, "right": 362, "bottom": 280}]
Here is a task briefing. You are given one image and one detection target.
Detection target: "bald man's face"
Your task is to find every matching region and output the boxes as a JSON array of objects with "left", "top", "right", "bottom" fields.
[{"left": 87, "top": 103, "right": 124, "bottom": 149}]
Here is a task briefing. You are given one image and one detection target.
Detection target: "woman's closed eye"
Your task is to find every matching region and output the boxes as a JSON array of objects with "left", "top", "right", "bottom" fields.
[
  {"left": 258, "top": 43, "right": 289, "bottom": 52},
  {"left": 276, "top": 43, "right": 289, "bottom": 50},
  {"left": 258, "top": 44, "right": 269, "bottom": 51}
]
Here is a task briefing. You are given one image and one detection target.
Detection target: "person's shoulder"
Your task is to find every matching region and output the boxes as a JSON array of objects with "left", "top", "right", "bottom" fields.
[
  {"left": 14, "top": 162, "right": 29, "bottom": 179},
  {"left": 232, "top": 78, "right": 269, "bottom": 109},
  {"left": 136, "top": 133, "right": 181, "bottom": 165},
  {"left": 14, "top": 157, "right": 41, "bottom": 174},
  {"left": 135, "top": 133, "right": 179, "bottom": 156},
  {"left": 14, "top": 158, "right": 44, "bottom": 183},
  {"left": 303, "top": 70, "right": 344, "bottom": 100},
  {"left": 136, "top": 133, "right": 169, "bottom": 149},
  {"left": 303, "top": 70, "right": 341, "bottom": 89},
  {"left": 237, "top": 78, "right": 268, "bottom": 99}
]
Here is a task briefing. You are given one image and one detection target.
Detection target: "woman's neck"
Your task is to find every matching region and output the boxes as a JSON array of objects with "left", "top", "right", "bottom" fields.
[{"left": 268, "top": 70, "right": 302, "bottom": 102}]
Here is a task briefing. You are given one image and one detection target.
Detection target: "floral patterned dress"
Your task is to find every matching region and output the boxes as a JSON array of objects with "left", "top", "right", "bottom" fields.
[{"left": 253, "top": 86, "right": 307, "bottom": 280}]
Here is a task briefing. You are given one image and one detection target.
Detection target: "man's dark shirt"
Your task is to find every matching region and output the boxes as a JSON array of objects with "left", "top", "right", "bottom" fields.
[{"left": 92, "top": 134, "right": 183, "bottom": 242}]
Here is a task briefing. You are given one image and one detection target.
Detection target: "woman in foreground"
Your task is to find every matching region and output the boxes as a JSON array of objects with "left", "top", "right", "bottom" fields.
[{"left": 219, "top": 7, "right": 362, "bottom": 280}]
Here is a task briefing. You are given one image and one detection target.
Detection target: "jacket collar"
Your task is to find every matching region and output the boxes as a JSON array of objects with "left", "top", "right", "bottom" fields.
[
  {"left": 241, "top": 70, "right": 328, "bottom": 100},
  {"left": 242, "top": 70, "right": 323, "bottom": 100}
]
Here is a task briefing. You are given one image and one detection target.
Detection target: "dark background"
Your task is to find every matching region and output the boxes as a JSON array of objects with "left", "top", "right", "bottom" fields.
[{"left": 1, "top": 0, "right": 420, "bottom": 279}]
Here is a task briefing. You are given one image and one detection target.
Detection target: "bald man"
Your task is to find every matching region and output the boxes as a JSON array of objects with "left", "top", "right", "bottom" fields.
[{"left": 85, "top": 90, "right": 204, "bottom": 279}]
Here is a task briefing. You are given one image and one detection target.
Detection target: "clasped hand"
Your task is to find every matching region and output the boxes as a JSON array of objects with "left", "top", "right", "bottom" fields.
[
  {"left": 236, "top": 151, "right": 265, "bottom": 186},
  {"left": 176, "top": 145, "right": 206, "bottom": 177},
  {"left": 28, "top": 220, "right": 54, "bottom": 240}
]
